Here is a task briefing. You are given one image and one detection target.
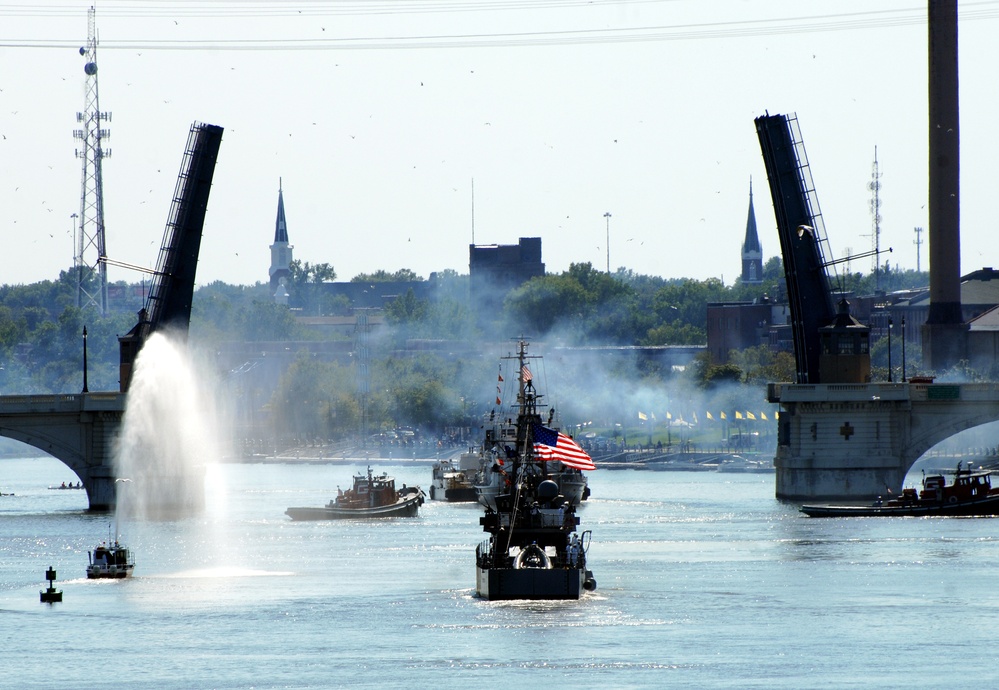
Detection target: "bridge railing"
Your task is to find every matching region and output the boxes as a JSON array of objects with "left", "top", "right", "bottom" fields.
[
  {"left": 0, "top": 393, "right": 125, "bottom": 413},
  {"left": 769, "top": 382, "right": 910, "bottom": 403},
  {"left": 769, "top": 381, "right": 999, "bottom": 405}
]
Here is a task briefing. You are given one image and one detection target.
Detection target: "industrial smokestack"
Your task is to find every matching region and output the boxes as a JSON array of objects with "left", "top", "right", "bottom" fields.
[{"left": 923, "top": 0, "right": 968, "bottom": 369}]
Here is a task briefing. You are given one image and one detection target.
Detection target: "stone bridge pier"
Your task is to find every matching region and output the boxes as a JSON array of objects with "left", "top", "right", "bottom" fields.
[
  {"left": 769, "top": 381, "right": 999, "bottom": 501},
  {"left": 0, "top": 393, "right": 126, "bottom": 511}
]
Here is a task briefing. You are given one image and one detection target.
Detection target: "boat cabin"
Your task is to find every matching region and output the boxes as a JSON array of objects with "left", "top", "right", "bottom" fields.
[
  {"left": 91, "top": 544, "right": 131, "bottom": 568},
  {"left": 334, "top": 467, "right": 400, "bottom": 509},
  {"left": 919, "top": 469, "right": 993, "bottom": 503}
]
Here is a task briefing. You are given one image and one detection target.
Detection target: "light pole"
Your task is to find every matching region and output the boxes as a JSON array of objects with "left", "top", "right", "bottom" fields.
[
  {"left": 901, "top": 315, "right": 907, "bottom": 382},
  {"left": 603, "top": 212, "right": 611, "bottom": 274},
  {"left": 82, "top": 326, "right": 89, "bottom": 393},
  {"left": 887, "top": 316, "right": 893, "bottom": 382}
]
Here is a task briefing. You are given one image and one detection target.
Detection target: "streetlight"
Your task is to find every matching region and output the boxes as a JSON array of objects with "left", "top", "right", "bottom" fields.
[
  {"left": 82, "top": 326, "right": 89, "bottom": 393},
  {"left": 887, "top": 316, "right": 893, "bottom": 383},
  {"left": 901, "top": 315, "right": 907, "bottom": 382},
  {"left": 603, "top": 212, "right": 611, "bottom": 274}
]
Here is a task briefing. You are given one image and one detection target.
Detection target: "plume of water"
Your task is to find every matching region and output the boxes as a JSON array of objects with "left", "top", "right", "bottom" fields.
[{"left": 114, "top": 331, "right": 222, "bottom": 520}]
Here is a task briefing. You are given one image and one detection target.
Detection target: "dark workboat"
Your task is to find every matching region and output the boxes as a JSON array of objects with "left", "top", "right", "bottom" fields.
[
  {"left": 475, "top": 340, "right": 597, "bottom": 600},
  {"left": 87, "top": 541, "right": 135, "bottom": 579},
  {"left": 87, "top": 514, "right": 135, "bottom": 579},
  {"left": 801, "top": 464, "right": 999, "bottom": 517},
  {"left": 285, "top": 466, "right": 424, "bottom": 520}
]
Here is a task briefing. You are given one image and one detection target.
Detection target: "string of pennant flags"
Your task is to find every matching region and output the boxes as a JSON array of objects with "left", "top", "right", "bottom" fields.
[
  {"left": 637, "top": 410, "right": 779, "bottom": 422},
  {"left": 495, "top": 364, "right": 535, "bottom": 406}
]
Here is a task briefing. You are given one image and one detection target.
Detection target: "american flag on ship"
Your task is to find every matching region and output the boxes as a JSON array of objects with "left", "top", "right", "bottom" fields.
[
  {"left": 520, "top": 364, "right": 533, "bottom": 382},
  {"left": 532, "top": 424, "right": 596, "bottom": 471}
]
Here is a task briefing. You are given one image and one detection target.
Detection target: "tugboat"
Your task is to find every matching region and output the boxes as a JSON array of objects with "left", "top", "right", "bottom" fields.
[
  {"left": 87, "top": 540, "right": 135, "bottom": 579},
  {"left": 800, "top": 463, "right": 999, "bottom": 517},
  {"left": 474, "top": 340, "right": 597, "bottom": 600},
  {"left": 285, "top": 466, "right": 425, "bottom": 520},
  {"left": 429, "top": 454, "right": 478, "bottom": 502}
]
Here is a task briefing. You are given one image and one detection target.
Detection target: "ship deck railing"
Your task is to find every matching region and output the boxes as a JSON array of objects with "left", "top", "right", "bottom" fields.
[{"left": 496, "top": 510, "right": 572, "bottom": 530}]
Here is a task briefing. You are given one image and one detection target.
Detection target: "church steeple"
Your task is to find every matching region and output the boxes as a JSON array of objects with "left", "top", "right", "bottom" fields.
[
  {"left": 741, "top": 179, "right": 763, "bottom": 284},
  {"left": 269, "top": 178, "right": 293, "bottom": 300},
  {"left": 274, "top": 178, "right": 289, "bottom": 243}
]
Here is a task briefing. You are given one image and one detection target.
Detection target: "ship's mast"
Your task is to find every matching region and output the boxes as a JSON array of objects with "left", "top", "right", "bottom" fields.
[{"left": 508, "top": 340, "right": 546, "bottom": 474}]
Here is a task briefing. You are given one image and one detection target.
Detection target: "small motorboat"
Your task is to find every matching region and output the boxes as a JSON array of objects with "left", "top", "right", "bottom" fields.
[
  {"left": 88, "top": 485, "right": 135, "bottom": 579},
  {"left": 801, "top": 464, "right": 999, "bottom": 517},
  {"left": 285, "top": 466, "right": 425, "bottom": 520},
  {"left": 87, "top": 541, "right": 135, "bottom": 579}
]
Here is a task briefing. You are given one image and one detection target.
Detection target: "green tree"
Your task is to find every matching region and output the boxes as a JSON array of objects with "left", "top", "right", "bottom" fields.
[
  {"left": 352, "top": 268, "right": 422, "bottom": 283},
  {"left": 732, "top": 345, "right": 796, "bottom": 385},
  {"left": 270, "top": 352, "right": 359, "bottom": 441},
  {"left": 503, "top": 274, "right": 590, "bottom": 338},
  {"left": 286, "top": 261, "right": 337, "bottom": 315}
]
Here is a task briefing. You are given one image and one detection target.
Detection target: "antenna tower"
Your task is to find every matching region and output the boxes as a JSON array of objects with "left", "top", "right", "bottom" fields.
[
  {"left": 73, "top": 6, "right": 111, "bottom": 314},
  {"left": 867, "top": 147, "right": 882, "bottom": 291},
  {"left": 913, "top": 226, "right": 924, "bottom": 273}
]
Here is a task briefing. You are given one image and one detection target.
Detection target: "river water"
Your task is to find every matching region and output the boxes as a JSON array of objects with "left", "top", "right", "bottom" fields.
[{"left": 3, "top": 456, "right": 999, "bottom": 689}]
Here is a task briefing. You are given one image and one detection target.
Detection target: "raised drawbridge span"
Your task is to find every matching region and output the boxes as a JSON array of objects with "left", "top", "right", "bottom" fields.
[{"left": 0, "top": 122, "right": 222, "bottom": 510}]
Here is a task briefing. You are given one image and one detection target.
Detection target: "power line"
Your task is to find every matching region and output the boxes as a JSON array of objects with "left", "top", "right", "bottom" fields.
[
  {"left": 3, "top": 4, "right": 999, "bottom": 52},
  {"left": 0, "top": 1, "right": 674, "bottom": 19}
]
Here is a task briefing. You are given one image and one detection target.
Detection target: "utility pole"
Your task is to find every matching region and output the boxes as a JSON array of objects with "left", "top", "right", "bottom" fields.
[
  {"left": 82, "top": 326, "right": 89, "bottom": 393},
  {"left": 603, "top": 212, "right": 611, "bottom": 274}
]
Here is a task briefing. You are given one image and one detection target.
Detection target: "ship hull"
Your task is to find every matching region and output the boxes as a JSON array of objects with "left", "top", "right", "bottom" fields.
[
  {"left": 801, "top": 494, "right": 999, "bottom": 518},
  {"left": 475, "top": 565, "right": 589, "bottom": 601},
  {"left": 441, "top": 486, "right": 477, "bottom": 502},
  {"left": 285, "top": 493, "right": 423, "bottom": 520},
  {"left": 86, "top": 565, "right": 134, "bottom": 579}
]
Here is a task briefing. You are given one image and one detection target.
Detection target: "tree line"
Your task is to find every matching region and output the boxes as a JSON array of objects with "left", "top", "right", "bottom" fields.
[{"left": 0, "top": 259, "right": 932, "bottom": 447}]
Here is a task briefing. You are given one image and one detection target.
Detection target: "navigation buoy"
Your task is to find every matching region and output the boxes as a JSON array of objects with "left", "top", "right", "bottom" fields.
[{"left": 40, "top": 566, "right": 62, "bottom": 603}]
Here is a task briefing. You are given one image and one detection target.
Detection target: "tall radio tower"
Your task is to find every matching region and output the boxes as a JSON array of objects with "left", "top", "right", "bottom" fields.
[
  {"left": 73, "top": 6, "right": 111, "bottom": 314},
  {"left": 867, "top": 147, "right": 883, "bottom": 291}
]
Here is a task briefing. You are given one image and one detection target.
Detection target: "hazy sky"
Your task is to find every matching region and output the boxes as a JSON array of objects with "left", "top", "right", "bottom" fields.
[{"left": 2, "top": 1, "right": 998, "bottom": 290}]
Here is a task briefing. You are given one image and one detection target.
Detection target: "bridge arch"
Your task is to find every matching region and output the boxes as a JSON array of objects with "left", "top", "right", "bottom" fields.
[
  {"left": 906, "top": 413, "right": 999, "bottom": 466},
  {"left": 0, "top": 394, "right": 125, "bottom": 510},
  {"left": 0, "top": 427, "right": 86, "bottom": 477}
]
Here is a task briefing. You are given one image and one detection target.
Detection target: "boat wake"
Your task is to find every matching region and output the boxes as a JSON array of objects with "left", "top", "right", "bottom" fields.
[{"left": 160, "top": 567, "right": 295, "bottom": 579}]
